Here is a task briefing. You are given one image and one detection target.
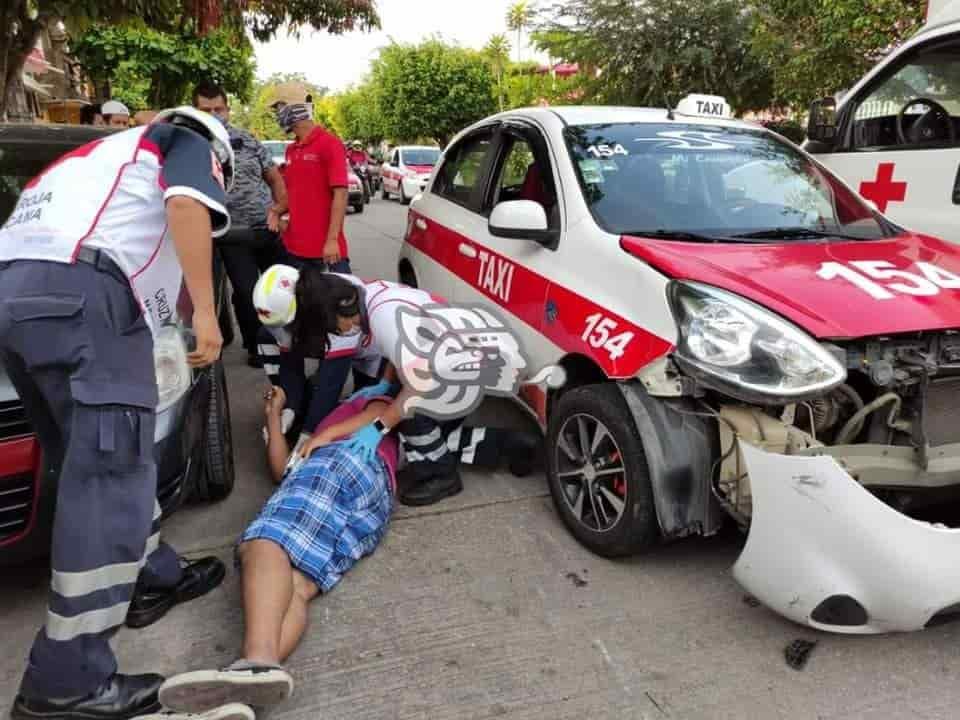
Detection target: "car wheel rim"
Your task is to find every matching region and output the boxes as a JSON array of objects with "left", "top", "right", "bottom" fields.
[{"left": 555, "top": 413, "right": 627, "bottom": 533}]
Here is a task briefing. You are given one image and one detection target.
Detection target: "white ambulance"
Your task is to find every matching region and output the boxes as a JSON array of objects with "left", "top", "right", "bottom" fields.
[
  {"left": 399, "top": 94, "right": 960, "bottom": 633},
  {"left": 806, "top": 0, "right": 960, "bottom": 241}
]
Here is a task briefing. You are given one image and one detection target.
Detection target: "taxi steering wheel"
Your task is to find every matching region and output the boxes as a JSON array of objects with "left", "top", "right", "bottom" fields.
[{"left": 896, "top": 97, "right": 956, "bottom": 145}]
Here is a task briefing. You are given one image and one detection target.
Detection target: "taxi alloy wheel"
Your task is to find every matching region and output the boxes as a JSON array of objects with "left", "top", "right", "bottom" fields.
[{"left": 546, "top": 383, "right": 658, "bottom": 557}]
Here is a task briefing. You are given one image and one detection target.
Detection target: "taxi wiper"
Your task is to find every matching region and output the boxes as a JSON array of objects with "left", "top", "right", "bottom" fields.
[
  {"left": 731, "top": 227, "right": 868, "bottom": 241},
  {"left": 629, "top": 229, "right": 729, "bottom": 243}
]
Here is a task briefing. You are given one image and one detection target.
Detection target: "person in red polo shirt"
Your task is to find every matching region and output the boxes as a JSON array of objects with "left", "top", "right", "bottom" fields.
[{"left": 268, "top": 84, "right": 351, "bottom": 273}]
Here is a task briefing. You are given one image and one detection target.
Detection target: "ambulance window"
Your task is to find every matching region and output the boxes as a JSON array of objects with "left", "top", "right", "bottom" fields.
[
  {"left": 851, "top": 40, "right": 960, "bottom": 149},
  {"left": 489, "top": 134, "right": 557, "bottom": 225},
  {"left": 432, "top": 130, "right": 494, "bottom": 209}
]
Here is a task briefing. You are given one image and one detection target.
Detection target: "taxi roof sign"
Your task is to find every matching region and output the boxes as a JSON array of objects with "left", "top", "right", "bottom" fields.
[{"left": 675, "top": 94, "right": 732, "bottom": 120}]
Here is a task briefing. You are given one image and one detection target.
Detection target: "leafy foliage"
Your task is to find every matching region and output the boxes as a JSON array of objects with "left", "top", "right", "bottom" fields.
[
  {"left": 506, "top": 1, "right": 533, "bottom": 63},
  {"left": 484, "top": 33, "right": 511, "bottom": 111},
  {"left": 533, "top": 0, "right": 774, "bottom": 114},
  {"left": 369, "top": 39, "right": 497, "bottom": 147},
  {"left": 749, "top": 0, "right": 925, "bottom": 110},
  {"left": 336, "top": 82, "right": 384, "bottom": 143},
  {"left": 72, "top": 23, "right": 255, "bottom": 109},
  {"left": 245, "top": 0, "right": 380, "bottom": 41}
]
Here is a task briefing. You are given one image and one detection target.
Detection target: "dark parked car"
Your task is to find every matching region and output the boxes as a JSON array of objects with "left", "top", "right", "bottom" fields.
[{"left": 0, "top": 123, "right": 236, "bottom": 566}]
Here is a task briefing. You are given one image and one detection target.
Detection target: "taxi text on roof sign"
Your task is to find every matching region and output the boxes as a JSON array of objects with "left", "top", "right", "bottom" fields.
[{"left": 675, "top": 94, "right": 732, "bottom": 119}]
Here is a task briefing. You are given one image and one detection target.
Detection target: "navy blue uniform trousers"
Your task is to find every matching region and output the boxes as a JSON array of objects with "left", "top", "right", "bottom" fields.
[{"left": 0, "top": 258, "right": 181, "bottom": 699}]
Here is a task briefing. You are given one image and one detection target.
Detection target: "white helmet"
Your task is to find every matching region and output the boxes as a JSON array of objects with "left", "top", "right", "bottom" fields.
[
  {"left": 253, "top": 264, "right": 300, "bottom": 327},
  {"left": 152, "top": 106, "right": 235, "bottom": 192}
]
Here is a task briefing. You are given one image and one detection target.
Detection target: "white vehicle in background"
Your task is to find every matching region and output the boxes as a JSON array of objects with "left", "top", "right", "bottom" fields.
[
  {"left": 805, "top": 0, "right": 960, "bottom": 242},
  {"left": 262, "top": 140, "right": 291, "bottom": 168},
  {"left": 380, "top": 145, "right": 441, "bottom": 204},
  {"left": 399, "top": 94, "right": 960, "bottom": 634}
]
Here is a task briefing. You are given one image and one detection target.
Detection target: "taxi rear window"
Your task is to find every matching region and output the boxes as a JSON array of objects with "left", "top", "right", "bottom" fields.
[{"left": 564, "top": 122, "right": 889, "bottom": 242}]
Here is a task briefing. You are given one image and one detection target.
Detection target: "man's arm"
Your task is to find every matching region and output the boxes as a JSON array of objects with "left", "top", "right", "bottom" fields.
[
  {"left": 263, "top": 151, "right": 288, "bottom": 232},
  {"left": 265, "top": 387, "right": 291, "bottom": 483},
  {"left": 166, "top": 197, "right": 222, "bottom": 366},
  {"left": 323, "top": 187, "right": 348, "bottom": 264}
]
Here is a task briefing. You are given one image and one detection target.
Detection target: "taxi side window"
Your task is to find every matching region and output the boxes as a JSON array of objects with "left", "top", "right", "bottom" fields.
[
  {"left": 489, "top": 134, "right": 558, "bottom": 227},
  {"left": 849, "top": 40, "right": 960, "bottom": 150},
  {"left": 432, "top": 131, "right": 493, "bottom": 208}
]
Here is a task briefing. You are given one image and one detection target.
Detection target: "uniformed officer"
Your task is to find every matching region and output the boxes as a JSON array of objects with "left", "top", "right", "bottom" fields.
[{"left": 0, "top": 107, "right": 234, "bottom": 720}]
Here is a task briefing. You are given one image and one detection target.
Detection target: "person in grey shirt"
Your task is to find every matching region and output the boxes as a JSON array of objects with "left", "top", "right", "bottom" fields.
[{"left": 193, "top": 80, "right": 288, "bottom": 367}]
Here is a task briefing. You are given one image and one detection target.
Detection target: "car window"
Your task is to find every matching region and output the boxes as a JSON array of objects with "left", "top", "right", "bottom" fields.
[
  {"left": 432, "top": 131, "right": 494, "bottom": 208},
  {"left": 491, "top": 134, "right": 558, "bottom": 226},
  {"left": 0, "top": 143, "right": 66, "bottom": 224},
  {"left": 851, "top": 40, "right": 960, "bottom": 149},
  {"left": 565, "top": 122, "right": 888, "bottom": 241},
  {"left": 401, "top": 148, "right": 441, "bottom": 166}
]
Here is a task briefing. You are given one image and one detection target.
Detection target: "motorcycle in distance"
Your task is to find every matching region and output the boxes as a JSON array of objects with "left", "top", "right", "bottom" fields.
[{"left": 351, "top": 162, "right": 372, "bottom": 204}]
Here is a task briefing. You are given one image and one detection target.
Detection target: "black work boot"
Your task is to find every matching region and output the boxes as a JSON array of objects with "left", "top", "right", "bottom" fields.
[
  {"left": 399, "top": 471, "right": 463, "bottom": 507},
  {"left": 126, "top": 556, "right": 226, "bottom": 629},
  {"left": 12, "top": 672, "right": 163, "bottom": 720}
]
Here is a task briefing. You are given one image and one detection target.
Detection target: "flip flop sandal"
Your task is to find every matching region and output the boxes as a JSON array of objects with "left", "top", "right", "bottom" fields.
[
  {"left": 159, "top": 662, "right": 293, "bottom": 713},
  {"left": 134, "top": 702, "right": 256, "bottom": 720}
]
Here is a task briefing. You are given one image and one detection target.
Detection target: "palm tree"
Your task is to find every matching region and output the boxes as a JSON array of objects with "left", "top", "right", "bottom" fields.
[
  {"left": 506, "top": 1, "right": 533, "bottom": 65},
  {"left": 484, "top": 33, "right": 511, "bottom": 111}
]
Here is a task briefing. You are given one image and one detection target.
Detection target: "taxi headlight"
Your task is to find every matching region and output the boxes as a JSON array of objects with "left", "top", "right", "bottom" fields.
[
  {"left": 154, "top": 325, "right": 191, "bottom": 412},
  {"left": 668, "top": 281, "right": 845, "bottom": 401}
]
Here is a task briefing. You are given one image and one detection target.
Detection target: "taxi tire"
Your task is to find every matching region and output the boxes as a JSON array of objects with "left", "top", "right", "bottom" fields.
[
  {"left": 400, "top": 185, "right": 411, "bottom": 205},
  {"left": 381, "top": 185, "right": 389, "bottom": 200},
  {"left": 546, "top": 383, "right": 658, "bottom": 557},
  {"left": 197, "top": 360, "right": 235, "bottom": 502},
  {"left": 353, "top": 201, "right": 364, "bottom": 214}
]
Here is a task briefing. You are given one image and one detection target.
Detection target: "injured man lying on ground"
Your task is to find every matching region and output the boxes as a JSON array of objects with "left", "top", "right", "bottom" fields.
[{"left": 146, "top": 383, "right": 542, "bottom": 719}]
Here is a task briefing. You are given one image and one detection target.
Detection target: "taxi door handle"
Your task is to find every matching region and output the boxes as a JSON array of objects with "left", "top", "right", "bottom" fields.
[
  {"left": 415, "top": 218, "right": 428, "bottom": 231},
  {"left": 458, "top": 243, "right": 477, "bottom": 259}
]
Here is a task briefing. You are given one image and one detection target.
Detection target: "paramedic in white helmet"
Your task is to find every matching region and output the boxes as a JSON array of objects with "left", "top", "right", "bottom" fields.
[
  {"left": 253, "top": 264, "right": 381, "bottom": 450},
  {"left": 0, "top": 107, "right": 234, "bottom": 720}
]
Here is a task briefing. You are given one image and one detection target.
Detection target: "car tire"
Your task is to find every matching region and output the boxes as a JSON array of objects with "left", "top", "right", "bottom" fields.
[
  {"left": 353, "top": 202, "right": 364, "bottom": 214},
  {"left": 196, "top": 360, "right": 235, "bottom": 502},
  {"left": 546, "top": 383, "right": 658, "bottom": 557},
  {"left": 381, "top": 184, "right": 389, "bottom": 200},
  {"left": 399, "top": 263, "right": 418, "bottom": 288},
  {"left": 400, "top": 184, "right": 411, "bottom": 205}
]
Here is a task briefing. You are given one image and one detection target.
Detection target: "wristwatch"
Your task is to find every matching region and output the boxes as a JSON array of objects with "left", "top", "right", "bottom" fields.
[{"left": 372, "top": 417, "right": 390, "bottom": 436}]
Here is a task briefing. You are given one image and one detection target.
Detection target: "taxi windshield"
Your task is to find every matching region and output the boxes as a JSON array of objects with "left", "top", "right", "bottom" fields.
[
  {"left": 402, "top": 148, "right": 440, "bottom": 166},
  {"left": 565, "top": 122, "right": 891, "bottom": 242}
]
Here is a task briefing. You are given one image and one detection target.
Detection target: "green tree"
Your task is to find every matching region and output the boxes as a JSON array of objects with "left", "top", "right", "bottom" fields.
[
  {"left": 336, "top": 83, "right": 384, "bottom": 144},
  {"left": 72, "top": 24, "right": 255, "bottom": 109},
  {"left": 749, "top": 0, "right": 925, "bottom": 110},
  {"left": 370, "top": 39, "right": 497, "bottom": 147},
  {"left": 506, "top": 1, "right": 533, "bottom": 64},
  {"left": 484, "top": 33, "right": 511, "bottom": 111},
  {"left": 1, "top": 0, "right": 379, "bottom": 120},
  {"left": 534, "top": 0, "right": 774, "bottom": 114}
]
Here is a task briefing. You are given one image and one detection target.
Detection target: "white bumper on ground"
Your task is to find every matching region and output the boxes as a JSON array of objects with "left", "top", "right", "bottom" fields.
[{"left": 733, "top": 442, "right": 960, "bottom": 633}]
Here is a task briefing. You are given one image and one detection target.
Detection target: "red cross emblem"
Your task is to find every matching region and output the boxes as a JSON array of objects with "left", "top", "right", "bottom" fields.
[
  {"left": 279, "top": 279, "right": 292, "bottom": 289},
  {"left": 859, "top": 162, "right": 907, "bottom": 213}
]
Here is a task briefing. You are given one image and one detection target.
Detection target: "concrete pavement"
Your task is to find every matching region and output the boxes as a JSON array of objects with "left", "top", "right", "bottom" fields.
[{"left": 4, "top": 198, "right": 960, "bottom": 719}]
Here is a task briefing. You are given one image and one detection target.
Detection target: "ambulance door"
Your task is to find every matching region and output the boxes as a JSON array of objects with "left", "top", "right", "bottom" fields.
[{"left": 813, "top": 36, "right": 960, "bottom": 242}]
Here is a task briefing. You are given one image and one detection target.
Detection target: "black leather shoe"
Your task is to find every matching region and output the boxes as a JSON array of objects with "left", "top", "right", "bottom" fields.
[
  {"left": 504, "top": 432, "right": 543, "bottom": 477},
  {"left": 126, "top": 556, "right": 226, "bottom": 629},
  {"left": 399, "top": 471, "right": 463, "bottom": 507},
  {"left": 12, "top": 672, "right": 163, "bottom": 720}
]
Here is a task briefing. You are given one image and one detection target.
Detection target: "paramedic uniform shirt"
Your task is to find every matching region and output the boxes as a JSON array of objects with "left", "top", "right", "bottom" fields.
[
  {"left": 282, "top": 126, "right": 349, "bottom": 259},
  {"left": 0, "top": 123, "right": 228, "bottom": 334}
]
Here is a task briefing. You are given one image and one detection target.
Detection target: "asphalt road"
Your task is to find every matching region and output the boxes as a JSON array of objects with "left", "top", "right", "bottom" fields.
[{"left": 4, "top": 197, "right": 960, "bottom": 719}]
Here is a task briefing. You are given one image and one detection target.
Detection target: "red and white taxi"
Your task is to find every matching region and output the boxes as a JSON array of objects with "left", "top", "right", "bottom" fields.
[
  {"left": 399, "top": 94, "right": 960, "bottom": 634},
  {"left": 381, "top": 145, "right": 441, "bottom": 204}
]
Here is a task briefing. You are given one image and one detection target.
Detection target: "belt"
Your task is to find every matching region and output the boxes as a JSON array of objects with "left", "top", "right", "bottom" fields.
[{"left": 75, "top": 247, "right": 128, "bottom": 285}]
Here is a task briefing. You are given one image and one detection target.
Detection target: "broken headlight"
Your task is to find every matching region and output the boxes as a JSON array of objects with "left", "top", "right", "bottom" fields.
[{"left": 668, "top": 281, "right": 845, "bottom": 401}]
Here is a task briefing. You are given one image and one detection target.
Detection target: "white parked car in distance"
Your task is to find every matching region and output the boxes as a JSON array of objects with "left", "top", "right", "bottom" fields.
[{"left": 381, "top": 145, "right": 441, "bottom": 204}]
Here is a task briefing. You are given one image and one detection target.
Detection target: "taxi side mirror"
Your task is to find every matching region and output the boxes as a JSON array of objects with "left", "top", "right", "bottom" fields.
[
  {"left": 489, "top": 200, "right": 554, "bottom": 244},
  {"left": 807, "top": 96, "right": 838, "bottom": 147}
]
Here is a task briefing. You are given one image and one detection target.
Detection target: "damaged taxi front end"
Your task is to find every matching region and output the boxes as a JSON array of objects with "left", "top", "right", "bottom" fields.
[{"left": 625, "top": 254, "right": 960, "bottom": 634}]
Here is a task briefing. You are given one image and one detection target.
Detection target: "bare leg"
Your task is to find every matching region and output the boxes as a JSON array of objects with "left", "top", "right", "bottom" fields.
[
  {"left": 238, "top": 539, "right": 294, "bottom": 665},
  {"left": 278, "top": 570, "right": 320, "bottom": 662}
]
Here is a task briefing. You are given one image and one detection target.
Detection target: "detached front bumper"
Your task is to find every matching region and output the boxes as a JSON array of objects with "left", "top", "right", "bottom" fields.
[{"left": 734, "top": 443, "right": 960, "bottom": 633}]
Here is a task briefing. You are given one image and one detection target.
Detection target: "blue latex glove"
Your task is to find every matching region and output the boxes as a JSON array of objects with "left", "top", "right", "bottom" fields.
[
  {"left": 341, "top": 423, "right": 383, "bottom": 464},
  {"left": 348, "top": 380, "right": 393, "bottom": 402}
]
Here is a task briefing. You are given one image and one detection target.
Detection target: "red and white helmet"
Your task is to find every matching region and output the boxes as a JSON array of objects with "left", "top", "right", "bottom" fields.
[
  {"left": 253, "top": 264, "right": 300, "bottom": 327},
  {"left": 152, "top": 106, "right": 235, "bottom": 191}
]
